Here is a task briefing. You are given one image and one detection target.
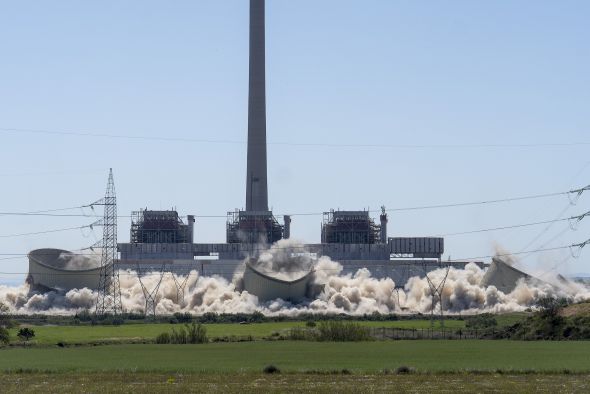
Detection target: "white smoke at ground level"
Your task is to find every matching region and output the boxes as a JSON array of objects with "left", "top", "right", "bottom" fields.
[
  {"left": 57, "top": 252, "right": 100, "bottom": 270},
  {"left": 1, "top": 260, "right": 589, "bottom": 316}
]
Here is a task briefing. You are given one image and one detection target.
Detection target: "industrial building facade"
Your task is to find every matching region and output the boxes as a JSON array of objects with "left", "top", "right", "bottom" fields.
[{"left": 115, "top": 0, "right": 480, "bottom": 291}]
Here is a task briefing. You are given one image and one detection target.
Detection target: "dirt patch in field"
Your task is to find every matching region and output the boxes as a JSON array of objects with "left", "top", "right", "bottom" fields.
[
  {"left": 1, "top": 372, "right": 589, "bottom": 393},
  {"left": 560, "top": 302, "right": 590, "bottom": 317}
]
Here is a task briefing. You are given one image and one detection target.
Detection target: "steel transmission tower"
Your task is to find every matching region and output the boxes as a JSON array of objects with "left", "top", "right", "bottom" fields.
[{"left": 95, "top": 168, "right": 122, "bottom": 315}]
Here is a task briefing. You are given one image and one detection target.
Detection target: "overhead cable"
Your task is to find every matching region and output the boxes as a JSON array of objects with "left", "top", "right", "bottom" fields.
[
  {"left": 0, "top": 225, "right": 91, "bottom": 238},
  {"left": 2, "top": 127, "right": 590, "bottom": 150},
  {"left": 1, "top": 185, "right": 586, "bottom": 220}
]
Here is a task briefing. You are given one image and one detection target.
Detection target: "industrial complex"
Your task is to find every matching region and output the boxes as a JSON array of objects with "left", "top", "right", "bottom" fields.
[
  {"left": 114, "top": 0, "right": 473, "bottom": 283},
  {"left": 28, "top": 0, "right": 485, "bottom": 307}
]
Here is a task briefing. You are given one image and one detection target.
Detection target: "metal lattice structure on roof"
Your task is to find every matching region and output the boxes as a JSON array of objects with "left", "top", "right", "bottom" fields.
[
  {"left": 130, "top": 209, "right": 194, "bottom": 244},
  {"left": 226, "top": 210, "right": 284, "bottom": 245},
  {"left": 321, "top": 210, "right": 382, "bottom": 244}
]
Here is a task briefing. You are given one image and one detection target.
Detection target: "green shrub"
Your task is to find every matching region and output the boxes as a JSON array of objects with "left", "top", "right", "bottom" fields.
[
  {"left": 0, "top": 303, "right": 16, "bottom": 329},
  {"left": 263, "top": 365, "right": 280, "bottom": 374},
  {"left": 288, "top": 327, "right": 309, "bottom": 340},
  {"left": 465, "top": 314, "right": 498, "bottom": 329},
  {"left": 156, "top": 332, "right": 171, "bottom": 344},
  {"left": 74, "top": 309, "right": 92, "bottom": 322},
  {"left": 305, "top": 321, "right": 317, "bottom": 328},
  {"left": 185, "top": 322, "right": 208, "bottom": 344},
  {"left": 17, "top": 327, "right": 35, "bottom": 342},
  {"left": 506, "top": 312, "right": 590, "bottom": 340},
  {"left": 250, "top": 311, "right": 265, "bottom": 323},
  {"left": 396, "top": 366, "right": 413, "bottom": 374},
  {"left": 171, "top": 326, "right": 187, "bottom": 344},
  {"left": 0, "top": 327, "right": 9, "bottom": 345},
  {"left": 199, "top": 312, "right": 218, "bottom": 323},
  {"left": 158, "top": 323, "right": 208, "bottom": 344},
  {"left": 536, "top": 296, "right": 570, "bottom": 318},
  {"left": 92, "top": 316, "right": 125, "bottom": 326},
  {"left": 0, "top": 316, "right": 17, "bottom": 329},
  {"left": 173, "top": 312, "right": 192, "bottom": 323},
  {"left": 316, "top": 321, "right": 370, "bottom": 341}
]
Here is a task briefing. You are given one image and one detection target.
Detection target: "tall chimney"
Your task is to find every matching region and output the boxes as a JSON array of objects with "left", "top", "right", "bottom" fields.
[
  {"left": 187, "top": 215, "right": 195, "bottom": 243},
  {"left": 246, "top": 0, "right": 268, "bottom": 212},
  {"left": 380, "top": 206, "right": 388, "bottom": 244},
  {"left": 283, "top": 215, "right": 291, "bottom": 239}
]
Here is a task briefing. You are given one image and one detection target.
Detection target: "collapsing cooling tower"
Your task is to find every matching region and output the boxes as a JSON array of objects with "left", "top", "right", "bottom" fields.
[
  {"left": 480, "top": 257, "right": 533, "bottom": 294},
  {"left": 242, "top": 261, "right": 314, "bottom": 302},
  {"left": 27, "top": 248, "right": 101, "bottom": 292}
]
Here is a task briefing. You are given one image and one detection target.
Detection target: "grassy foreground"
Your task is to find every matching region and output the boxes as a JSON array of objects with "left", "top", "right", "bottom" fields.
[
  {"left": 2, "top": 341, "right": 590, "bottom": 373},
  {"left": 8, "top": 319, "right": 466, "bottom": 345},
  {"left": 1, "top": 372, "right": 589, "bottom": 393}
]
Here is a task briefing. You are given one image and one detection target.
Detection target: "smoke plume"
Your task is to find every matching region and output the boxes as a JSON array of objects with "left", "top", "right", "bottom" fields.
[
  {"left": 59, "top": 253, "right": 100, "bottom": 270},
  {"left": 2, "top": 244, "right": 589, "bottom": 316},
  {"left": 246, "top": 239, "right": 315, "bottom": 281}
]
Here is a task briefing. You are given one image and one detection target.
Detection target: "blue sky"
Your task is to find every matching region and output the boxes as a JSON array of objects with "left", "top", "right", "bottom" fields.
[{"left": 1, "top": 0, "right": 589, "bottom": 284}]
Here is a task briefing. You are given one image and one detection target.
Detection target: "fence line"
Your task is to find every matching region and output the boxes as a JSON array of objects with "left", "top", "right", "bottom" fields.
[{"left": 369, "top": 327, "right": 500, "bottom": 340}]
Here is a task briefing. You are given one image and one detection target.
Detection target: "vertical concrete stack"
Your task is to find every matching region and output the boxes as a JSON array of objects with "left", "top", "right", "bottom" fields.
[{"left": 246, "top": 0, "right": 268, "bottom": 212}]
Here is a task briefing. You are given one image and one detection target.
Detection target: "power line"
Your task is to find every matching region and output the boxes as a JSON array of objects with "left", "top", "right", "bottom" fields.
[
  {"left": 0, "top": 169, "right": 104, "bottom": 178},
  {"left": 25, "top": 205, "right": 92, "bottom": 215},
  {"left": 0, "top": 247, "right": 97, "bottom": 257},
  {"left": 1, "top": 206, "right": 587, "bottom": 248},
  {"left": 517, "top": 203, "right": 573, "bottom": 255},
  {"left": 382, "top": 190, "right": 577, "bottom": 213},
  {"left": 0, "top": 208, "right": 587, "bottom": 254},
  {"left": 519, "top": 224, "right": 572, "bottom": 263},
  {"left": 450, "top": 245, "right": 574, "bottom": 262},
  {"left": 1, "top": 238, "right": 587, "bottom": 266},
  {"left": 0, "top": 204, "right": 93, "bottom": 217},
  {"left": 535, "top": 239, "right": 590, "bottom": 278},
  {"left": 264, "top": 186, "right": 589, "bottom": 216},
  {"left": 1, "top": 215, "right": 571, "bottom": 239},
  {"left": 0, "top": 185, "right": 586, "bottom": 219},
  {"left": 514, "top": 159, "right": 590, "bottom": 262},
  {"left": 0, "top": 212, "right": 108, "bottom": 218},
  {"left": 428, "top": 210, "right": 589, "bottom": 237},
  {"left": 0, "top": 240, "right": 584, "bottom": 277},
  {"left": 0, "top": 225, "right": 91, "bottom": 239},
  {"left": 438, "top": 218, "right": 571, "bottom": 237},
  {"left": 2, "top": 127, "right": 590, "bottom": 150},
  {"left": 536, "top": 254, "right": 573, "bottom": 279}
]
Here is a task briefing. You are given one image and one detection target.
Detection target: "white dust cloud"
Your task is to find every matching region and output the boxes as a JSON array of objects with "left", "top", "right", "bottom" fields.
[
  {"left": 2, "top": 243, "right": 589, "bottom": 315},
  {"left": 246, "top": 239, "right": 314, "bottom": 281},
  {"left": 59, "top": 253, "right": 100, "bottom": 270}
]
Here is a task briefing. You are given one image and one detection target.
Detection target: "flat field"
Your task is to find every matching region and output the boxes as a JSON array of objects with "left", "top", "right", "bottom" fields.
[
  {"left": 1, "top": 341, "right": 590, "bottom": 373},
  {"left": 8, "top": 319, "right": 466, "bottom": 345},
  {"left": 1, "top": 372, "right": 589, "bottom": 393}
]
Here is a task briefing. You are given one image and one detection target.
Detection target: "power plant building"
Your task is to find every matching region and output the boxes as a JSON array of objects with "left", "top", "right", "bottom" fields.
[
  {"left": 113, "top": 0, "right": 484, "bottom": 300},
  {"left": 131, "top": 210, "right": 194, "bottom": 245},
  {"left": 321, "top": 210, "right": 383, "bottom": 245}
]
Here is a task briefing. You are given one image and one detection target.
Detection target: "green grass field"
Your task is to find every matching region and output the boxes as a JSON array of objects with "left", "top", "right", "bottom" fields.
[
  {"left": 7, "top": 319, "right": 466, "bottom": 345},
  {"left": 6, "top": 314, "right": 575, "bottom": 392},
  {"left": 1, "top": 341, "right": 590, "bottom": 373}
]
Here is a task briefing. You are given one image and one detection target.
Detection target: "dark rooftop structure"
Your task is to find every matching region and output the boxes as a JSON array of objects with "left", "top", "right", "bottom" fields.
[
  {"left": 130, "top": 209, "right": 194, "bottom": 244},
  {"left": 226, "top": 210, "right": 283, "bottom": 245},
  {"left": 321, "top": 210, "right": 383, "bottom": 245}
]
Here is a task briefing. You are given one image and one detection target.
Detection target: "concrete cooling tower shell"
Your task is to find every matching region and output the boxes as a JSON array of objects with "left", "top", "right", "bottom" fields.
[
  {"left": 481, "top": 257, "right": 532, "bottom": 294},
  {"left": 27, "top": 248, "right": 101, "bottom": 291},
  {"left": 243, "top": 262, "right": 313, "bottom": 302}
]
